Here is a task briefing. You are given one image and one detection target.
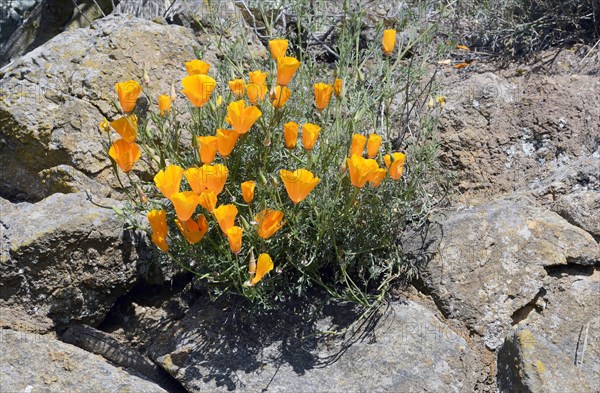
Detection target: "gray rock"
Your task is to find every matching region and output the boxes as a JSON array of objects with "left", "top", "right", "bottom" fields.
[
  {"left": 0, "top": 192, "right": 139, "bottom": 333},
  {"left": 0, "top": 14, "right": 202, "bottom": 201},
  {"left": 510, "top": 266, "right": 600, "bottom": 389},
  {"left": 529, "top": 154, "right": 600, "bottom": 202},
  {"left": 38, "top": 164, "right": 114, "bottom": 198},
  {"left": 0, "top": 328, "right": 167, "bottom": 393},
  {"left": 553, "top": 190, "right": 600, "bottom": 239},
  {"left": 419, "top": 196, "right": 599, "bottom": 350},
  {"left": 113, "top": 0, "right": 172, "bottom": 20},
  {"left": 497, "top": 328, "right": 593, "bottom": 393},
  {"left": 0, "top": 0, "right": 112, "bottom": 66},
  {"left": 165, "top": 0, "right": 238, "bottom": 31},
  {"left": 148, "top": 298, "right": 488, "bottom": 392},
  {"left": 61, "top": 324, "right": 183, "bottom": 392}
]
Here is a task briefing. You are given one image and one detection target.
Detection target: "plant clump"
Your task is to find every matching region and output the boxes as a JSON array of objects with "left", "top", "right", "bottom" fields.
[{"left": 101, "top": 8, "right": 446, "bottom": 309}]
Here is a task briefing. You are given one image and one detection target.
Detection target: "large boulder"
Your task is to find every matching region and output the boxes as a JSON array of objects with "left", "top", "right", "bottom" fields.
[
  {"left": 0, "top": 328, "right": 167, "bottom": 392},
  {"left": 418, "top": 196, "right": 599, "bottom": 350},
  {"left": 0, "top": 14, "right": 204, "bottom": 202},
  {"left": 0, "top": 192, "right": 141, "bottom": 333},
  {"left": 146, "top": 296, "right": 489, "bottom": 392}
]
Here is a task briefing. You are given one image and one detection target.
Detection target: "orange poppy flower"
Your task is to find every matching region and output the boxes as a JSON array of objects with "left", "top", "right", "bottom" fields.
[
  {"left": 247, "top": 70, "right": 269, "bottom": 104},
  {"left": 382, "top": 29, "right": 397, "bottom": 56},
  {"left": 255, "top": 209, "right": 285, "bottom": 239},
  {"left": 346, "top": 154, "right": 379, "bottom": 188},
  {"left": 280, "top": 169, "right": 320, "bottom": 204},
  {"left": 228, "top": 79, "right": 245, "bottom": 98},
  {"left": 369, "top": 168, "right": 387, "bottom": 188},
  {"left": 184, "top": 164, "right": 229, "bottom": 195},
  {"left": 384, "top": 152, "right": 406, "bottom": 180},
  {"left": 251, "top": 253, "right": 274, "bottom": 285},
  {"left": 268, "top": 39, "right": 288, "bottom": 61},
  {"left": 246, "top": 82, "right": 268, "bottom": 104},
  {"left": 349, "top": 134, "right": 367, "bottom": 157},
  {"left": 198, "top": 190, "right": 217, "bottom": 212},
  {"left": 301, "top": 123, "right": 321, "bottom": 151},
  {"left": 226, "top": 226, "right": 243, "bottom": 254},
  {"left": 158, "top": 94, "right": 171, "bottom": 115},
  {"left": 241, "top": 180, "right": 255, "bottom": 203},
  {"left": 249, "top": 70, "right": 268, "bottom": 84},
  {"left": 115, "top": 80, "right": 142, "bottom": 113},
  {"left": 313, "top": 82, "right": 333, "bottom": 111},
  {"left": 334, "top": 78, "right": 343, "bottom": 97},
  {"left": 185, "top": 59, "right": 211, "bottom": 75},
  {"left": 147, "top": 209, "right": 168, "bottom": 252},
  {"left": 175, "top": 214, "right": 209, "bottom": 244},
  {"left": 109, "top": 139, "right": 141, "bottom": 173},
  {"left": 225, "top": 100, "right": 262, "bottom": 134},
  {"left": 216, "top": 129, "right": 239, "bottom": 157},
  {"left": 283, "top": 122, "right": 299, "bottom": 149},
  {"left": 110, "top": 115, "right": 138, "bottom": 143},
  {"left": 366, "top": 134, "right": 382, "bottom": 158},
  {"left": 196, "top": 135, "right": 218, "bottom": 164},
  {"left": 276, "top": 57, "right": 301, "bottom": 86},
  {"left": 154, "top": 165, "right": 184, "bottom": 199},
  {"left": 271, "top": 85, "right": 291, "bottom": 108},
  {"left": 213, "top": 204, "right": 238, "bottom": 233},
  {"left": 181, "top": 74, "right": 217, "bottom": 107},
  {"left": 170, "top": 191, "right": 200, "bottom": 222}
]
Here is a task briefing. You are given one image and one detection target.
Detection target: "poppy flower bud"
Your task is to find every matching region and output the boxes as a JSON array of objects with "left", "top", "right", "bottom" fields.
[
  {"left": 248, "top": 251, "right": 256, "bottom": 275},
  {"left": 170, "top": 82, "right": 177, "bottom": 102}
]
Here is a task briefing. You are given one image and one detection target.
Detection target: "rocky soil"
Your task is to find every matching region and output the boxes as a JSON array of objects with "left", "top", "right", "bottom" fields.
[{"left": 1, "top": 1, "right": 598, "bottom": 392}]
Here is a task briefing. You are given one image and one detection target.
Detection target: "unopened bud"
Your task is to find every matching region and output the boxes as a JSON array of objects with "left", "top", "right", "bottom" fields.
[
  {"left": 427, "top": 96, "right": 435, "bottom": 109},
  {"left": 270, "top": 174, "right": 279, "bottom": 187},
  {"left": 135, "top": 185, "right": 148, "bottom": 203},
  {"left": 263, "top": 134, "right": 271, "bottom": 147},
  {"left": 170, "top": 82, "right": 177, "bottom": 102},
  {"left": 239, "top": 215, "right": 250, "bottom": 231},
  {"left": 248, "top": 250, "right": 256, "bottom": 275},
  {"left": 142, "top": 64, "right": 150, "bottom": 86},
  {"left": 259, "top": 171, "right": 268, "bottom": 186}
]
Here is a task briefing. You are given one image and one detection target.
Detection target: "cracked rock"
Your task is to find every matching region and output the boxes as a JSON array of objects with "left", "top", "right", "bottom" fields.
[
  {"left": 553, "top": 190, "right": 600, "bottom": 239},
  {"left": 497, "top": 328, "right": 593, "bottom": 392},
  {"left": 508, "top": 266, "right": 600, "bottom": 389},
  {"left": 0, "top": 328, "right": 167, "bottom": 392},
  {"left": 147, "top": 297, "right": 487, "bottom": 393},
  {"left": 0, "top": 192, "right": 141, "bottom": 333},
  {"left": 418, "top": 195, "right": 599, "bottom": 350}
]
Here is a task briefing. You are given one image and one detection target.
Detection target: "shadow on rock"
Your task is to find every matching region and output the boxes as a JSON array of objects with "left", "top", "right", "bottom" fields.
[{"left": 148, "top": 292, "right": 383, "bottom": 392}]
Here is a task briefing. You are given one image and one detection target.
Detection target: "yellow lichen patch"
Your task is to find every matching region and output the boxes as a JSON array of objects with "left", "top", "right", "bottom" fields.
[
  {"left": 535, "top": 360, "right": 546, "bottom": 373},
  {"left": 517, "top": 329, "right": 537, "bottom": 350},
  {"left": 161, "top": 354, "right": 174, "bottom": 371}
]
